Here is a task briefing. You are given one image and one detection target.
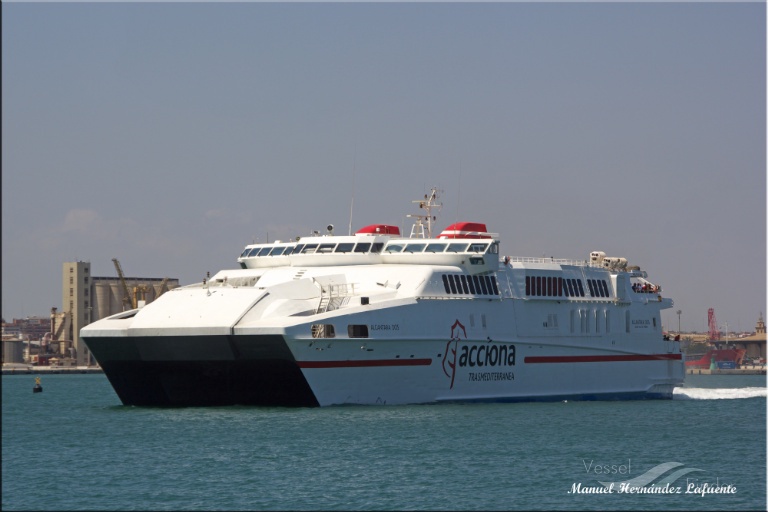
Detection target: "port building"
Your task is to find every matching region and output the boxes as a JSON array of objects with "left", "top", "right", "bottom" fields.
[{"left": 58, "top": 261, "right": 179, "bottom": 366}]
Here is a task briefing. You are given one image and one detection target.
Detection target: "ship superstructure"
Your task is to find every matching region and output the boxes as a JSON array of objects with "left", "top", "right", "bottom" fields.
[{"left": 82, "top": 189, "right": 683, "bottom": 406}]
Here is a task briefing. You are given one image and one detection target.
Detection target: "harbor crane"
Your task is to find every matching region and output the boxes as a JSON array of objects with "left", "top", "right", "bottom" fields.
[
  {"left": 156, "top": 277, "right": 169, "bottom": 299},
  {"left": 112, "top": 258, "right": 133, "bottom": 311}
]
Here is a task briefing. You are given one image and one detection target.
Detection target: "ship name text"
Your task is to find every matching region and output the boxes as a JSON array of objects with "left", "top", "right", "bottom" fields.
[{"left": 458, "top": 344, "right": 516, "bottom": 368}]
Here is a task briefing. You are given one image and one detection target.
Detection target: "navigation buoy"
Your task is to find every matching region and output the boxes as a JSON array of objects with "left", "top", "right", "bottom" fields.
[{"left": 33, "top": 377, "right": 43, "bottom": 393}]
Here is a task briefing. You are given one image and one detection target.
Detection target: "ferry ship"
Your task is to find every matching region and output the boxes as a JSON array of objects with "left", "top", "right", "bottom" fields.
[{"left": 81, "top": 189, "right": 684, "bottom": 407}]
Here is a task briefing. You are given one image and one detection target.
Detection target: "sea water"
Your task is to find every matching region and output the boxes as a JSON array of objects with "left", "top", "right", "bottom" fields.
[{"left": 2, "top": 373, "right": 765, "bottom": 511}]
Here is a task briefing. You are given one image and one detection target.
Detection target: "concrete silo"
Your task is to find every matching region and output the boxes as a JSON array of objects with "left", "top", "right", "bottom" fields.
[{"left": 94, "top": 281, "right": 111, "bottom": 321}]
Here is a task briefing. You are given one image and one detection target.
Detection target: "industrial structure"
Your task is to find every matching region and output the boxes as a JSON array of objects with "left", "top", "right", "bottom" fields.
[
  {"left": 54, "top": 260, "right": 179, "bottom": 366},
  {"left": 707, "top": 307, "right": 721, "bottom": 341}
]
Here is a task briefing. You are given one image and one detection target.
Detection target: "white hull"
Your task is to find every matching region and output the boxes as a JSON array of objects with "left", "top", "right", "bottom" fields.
[{"left": 280, "top": 300, "right": 682, "bottom": 406}]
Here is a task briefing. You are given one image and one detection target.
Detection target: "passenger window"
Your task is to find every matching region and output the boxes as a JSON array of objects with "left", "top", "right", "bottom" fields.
[
  {"left": 348, "top": 325, "right": 369, "bottom": 338},
  {"left": 459, "top": 275, "right": 469, "bottom": 294},
  {"left": 467, "top": 274, "right": 476, "bottom": 294},
  {"left": 317, "top": 243, "right": 336, "bottom": 253},
  {"left": 442, "top": 274, "right": 451, "bottom": 293},
  {"left": 448, "top": 275, "right": 458, "bottom": 294},
  {"left": 479, "top": 276, "right": 489, "bottom": 295}
]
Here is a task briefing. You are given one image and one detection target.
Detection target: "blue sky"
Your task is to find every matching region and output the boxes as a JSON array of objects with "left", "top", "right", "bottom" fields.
[{"left": 2, "top": 2, "right": 765, "bottom": 335}]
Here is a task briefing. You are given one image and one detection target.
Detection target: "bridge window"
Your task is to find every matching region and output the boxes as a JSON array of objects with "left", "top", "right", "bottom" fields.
[
  {"left": 269, "top": 247, "right": 286, "bottom": 256},
  {"left": 469, "top": 243, "right": 489, "bottom": 253},
  {"left": 385, "top": 244, "right": 404, "bottom": 253},
  {"left": 371, "top": 243, "right": 384, "bottom": 253},
  {"left": 447, "top": 243, "right": 469, "bottom": 253},
  {"left": 353, "top": 242, "right": 371, "bottom": 253},
  {"left": 240, "top": 248, "right": 251, "bottom": 257},
  {"left": 300, "top": 244, "right": 319, "bottom": 254},
  {"left": 283, "top": 246, "right": 295, "bottom": 256},
  {"left": 404, "top": 243, "right": 426, "bottom": 253},
  {"left": 293, "top": 244, "right": 305, "bottom": 254},
  {"left": 425, "top": 243, "right": 447, "bottom": 252},
  {"left": 335, "top": 243, "right": 355, "bottom": 253}
]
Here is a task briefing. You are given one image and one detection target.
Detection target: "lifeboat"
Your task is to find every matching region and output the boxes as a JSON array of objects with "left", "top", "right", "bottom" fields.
[
  {"left": 356, "top": 224, "right": 401, "bottom": 236},
  {"left": 437, "top": 222, "right": 492, "bottom": 239}
]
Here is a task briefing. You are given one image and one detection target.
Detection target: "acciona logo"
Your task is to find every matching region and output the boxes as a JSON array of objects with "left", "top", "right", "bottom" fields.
[{"left": 441, "top": 319, "right": 516, "bottom": 389}]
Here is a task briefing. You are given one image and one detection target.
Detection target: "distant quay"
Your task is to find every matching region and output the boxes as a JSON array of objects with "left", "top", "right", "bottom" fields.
[
  {"left": 2, "top": 365, "right": 103, "bottom": 375},
  {"left": 686, "top": 367, "right": 766, "bottom": 376}
]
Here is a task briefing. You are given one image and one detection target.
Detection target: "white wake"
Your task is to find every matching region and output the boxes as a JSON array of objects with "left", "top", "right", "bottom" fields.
[{"left": 673, "top": 387, "right": 767, "bottom": 400}]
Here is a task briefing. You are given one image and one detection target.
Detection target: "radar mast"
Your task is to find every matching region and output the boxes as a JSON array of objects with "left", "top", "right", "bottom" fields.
[{"left": 408, "top": 187, "right": 442, "bottom": 238}]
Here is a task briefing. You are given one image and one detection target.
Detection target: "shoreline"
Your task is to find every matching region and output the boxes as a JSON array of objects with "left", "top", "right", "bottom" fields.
[{"left": 2, "top": 366, "right": 104, "bottom": 375}]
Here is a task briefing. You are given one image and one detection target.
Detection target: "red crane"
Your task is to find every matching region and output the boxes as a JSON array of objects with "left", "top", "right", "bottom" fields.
[{"left": 707, "top": 308, "right": 721, "bottom": 341}]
